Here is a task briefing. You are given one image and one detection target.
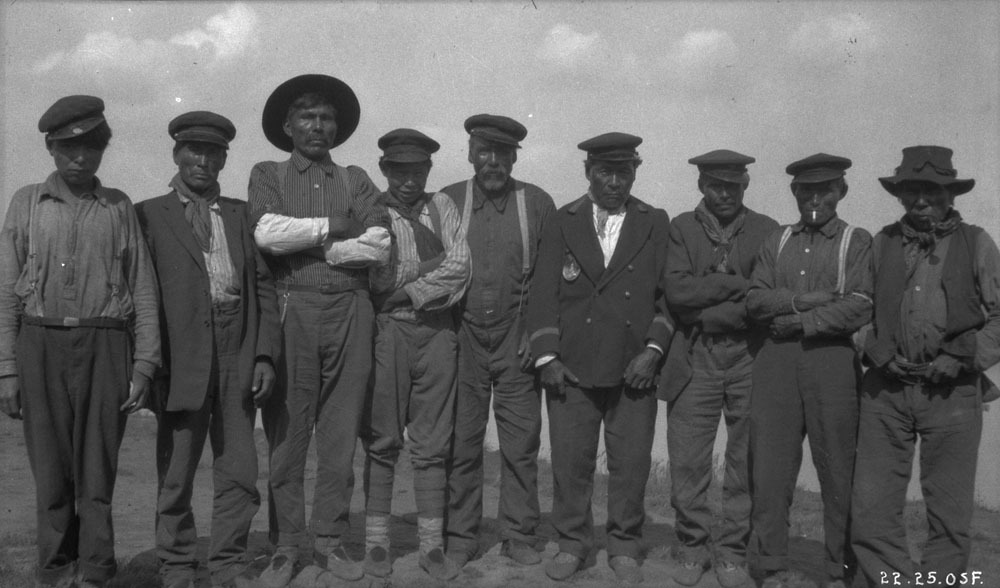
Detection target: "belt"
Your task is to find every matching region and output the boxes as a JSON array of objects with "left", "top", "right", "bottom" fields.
[{"left": 22, "top": 316, "right": 126, "bottom": 329}]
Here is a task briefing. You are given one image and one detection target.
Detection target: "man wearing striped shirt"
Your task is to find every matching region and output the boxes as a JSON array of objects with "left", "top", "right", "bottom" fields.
[
  {"left": 746, "top": 153, "right": 873, "bottom": 588},
  {"left": 247, "top": 74, "right": 391, "bottom": 586},
  {"left": 363, "top": 128, "right": 471, "bottom": 581}
]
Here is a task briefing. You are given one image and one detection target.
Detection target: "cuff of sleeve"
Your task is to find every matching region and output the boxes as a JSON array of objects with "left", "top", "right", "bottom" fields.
[
  {"left": 133, "top": 359, "right": 157, "bottom": 381},
  {"left": 0, "top": 359, "right": 17, "bottom": 379},
  {"left": 645, "top": 315, "right": 674, "bottom": 350},
  {"left": 529, "top": 328, "right": 560, "bottom": 358},
  {"left": 800, "top": 310, "right": 819, "bottom": 338},
  {"left": 535, "top": 353, "right": 557, "bottom": 368},
  {"left": 645, "top": 342, "right": 664, "bottom": 356}
]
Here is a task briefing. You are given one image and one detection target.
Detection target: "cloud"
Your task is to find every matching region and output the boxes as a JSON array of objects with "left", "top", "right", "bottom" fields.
[
  {"left": 537, "top": 23, "right": 602, "bottom": 68},
  {"left": 673, "top": 29, "right": 739, "bottom": 71},
  {"left": 169, "top": 3, "right": 258, "bottom": 58},
  {"left": 32, "top": 3, "right": 259, "bottom": 74},
  {"left": 786, "top": 13, "right": 877, "bottom": 65}
]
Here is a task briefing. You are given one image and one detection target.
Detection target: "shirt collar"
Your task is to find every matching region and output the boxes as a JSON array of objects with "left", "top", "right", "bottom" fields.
[
  {"left": 291, "top": 150, "right": 335, "bottom": 174},
  {"left": 175, "top": 191, "right": 221, "bottom": 210},
  {"left": 791, "top": 215, "right": 842, "bottom": 238},
  {"left": 588, "top": 191, "right": 628, "bottom": 216},
  {"left": 471, "top": 177, "right": 513, "bottom": 212},
  {"left": 42, "top": 171, "right": 109, "bottom": 206}
]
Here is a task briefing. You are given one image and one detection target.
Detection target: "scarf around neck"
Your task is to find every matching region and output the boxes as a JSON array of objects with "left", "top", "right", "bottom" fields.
[
  {"left": 385, "top": 191, "right": 444, "bottom": 261},
  {"left": 171, "top": 173, "right": 220, "bottom": 253},
  {"left": 694, "top": 199, "right": 745, "bottom": 273},
  {"left": 899, "top": 208, "right": 962, "bottom": 272}
]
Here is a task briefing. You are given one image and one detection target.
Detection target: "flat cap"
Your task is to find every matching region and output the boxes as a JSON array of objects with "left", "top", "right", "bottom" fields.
[
  {"left": 378, "top": 128, "right": 440, "bottom": 163},
  {"left": 578, "top": 132, "right": 643, "bottom": 162},
  {"left": 169, "top": 111, "right": 236, "bottom": 148},
  {"left": 786, "top": 153, "right": 852, "bottom": 184},
  {"left": 464, "top": 114, "right": 527, "bottom": 148},
  {"left": 689, "top": 149, "right": 755, "bottom": 184},
  {"left": 262, "top": 74, "right": 360, "bottom": 152},
  {"left": 38, "top": 95, "right": 106, "bottom": 140}
]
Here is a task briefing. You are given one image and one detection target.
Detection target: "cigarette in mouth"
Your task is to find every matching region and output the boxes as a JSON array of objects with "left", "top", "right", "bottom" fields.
[{"left": 811, "top": 210, "right": 817, "bottom": 221}]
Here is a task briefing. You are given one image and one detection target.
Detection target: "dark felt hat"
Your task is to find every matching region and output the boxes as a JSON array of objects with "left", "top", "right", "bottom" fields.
[
  {"left": 169, "top": 111, "right": 236, "bottom": 148},
  {"left": 878, "top": 146, "right": 975, "bottom": 196},
  {"left": 38, "top": 95, "right": 106, "bottom": 140},
  {"left": 578, "top": 132, "right": 643, "bottom": 162},
  {"left": 262, "top": 74, "right": 360, "bottom": 152},
  {"left": 786, "top": 153, "right": 852, "bottom": 184},
  {"left": 378, "top": 128, "right": 440, "bottom": 163},
  {"left": 464, "top": 114, "right": 527, "bottom": 148},
  {"left": 689, "top": 149, "right": 755, "bottom": 184}
]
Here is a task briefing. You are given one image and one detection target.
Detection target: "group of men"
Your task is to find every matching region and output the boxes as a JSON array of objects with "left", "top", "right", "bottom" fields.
[{"left": 1, "top": 72, "right": 996, "bottom": 588}]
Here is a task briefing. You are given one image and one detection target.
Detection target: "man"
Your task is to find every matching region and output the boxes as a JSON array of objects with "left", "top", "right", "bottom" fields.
[
  {"left": 852, "top": 146, "right": 1000, "bottom": 587},
  {"left": 363, "top": 128, "right": 471, "bottom": 581},
  {"left": 441, "top": 114, "right": 555, "bottom": 567},
  {"left": 527, "top": 132, "right": 672, "bottom": 584},
  {"left": 248, "top": 74, "right": 391, "bottom": 586},
  {"left": 660, "top": 150, "right": 778, "bottom": 588},
  {"left": 746, "top": 153, "right": 872, "bottom": 588},
  {"left": 0, "top": 95, "right": 159, "bottom": 588},
  {"left": 136, "top": 111, "right": 281, "bottom": 588}
]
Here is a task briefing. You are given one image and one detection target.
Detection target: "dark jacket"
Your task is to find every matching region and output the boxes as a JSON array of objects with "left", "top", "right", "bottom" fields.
[
  {"left": 527, "top": 195, "right": 672, "bottom": 389},
  {"left": 658, "top": 208, "right": 778, "bottom": 402},
  {"left": 137, "top": 193, "right": 281, "bottom": 412}
]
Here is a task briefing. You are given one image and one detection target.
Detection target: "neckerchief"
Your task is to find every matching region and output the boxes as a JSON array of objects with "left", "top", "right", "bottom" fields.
[
  {"left": 694, "top": 199, "right": 746, "bottom": 273},
  {"left": 171, "top": 174, "right": 220, "bottom": 253},
  {"left": 385, "top": 191, "right": 444, "bottom": 261},
  {"left": 899, "top": 208, "right": 963, "bottom": 273}
]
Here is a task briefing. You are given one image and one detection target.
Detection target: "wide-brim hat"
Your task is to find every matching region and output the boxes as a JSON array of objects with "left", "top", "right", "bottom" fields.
[
  {"left": 262, "top": 74, "right": 360, "bottom": 152},
  {"left": 878, "top": 145, "right": 975, "bottom": 196}
]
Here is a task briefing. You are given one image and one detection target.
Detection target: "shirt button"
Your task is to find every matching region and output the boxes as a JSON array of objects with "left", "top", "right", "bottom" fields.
[
  {"left": 585, "top": 318, "right": 592, "bottom": 324},
  {"left": 625, "top": 320, "right": 632, "bottom": 326},
  {"left": 800, "top": 270, "right": 806, "bottom": 275},
  {"left": 915, "top": 285, "right": 922, "bottom": 291},
  {"left": 627, "top": 264, "right": 634, "bottom": 271},
  {"left": 314, "top": 184, "right": 320, "bottom": 189},
  {"left": 805, "top": 248, "right": 810, "bottom": 253},
  {"left": 625, "top": 291, "right": 631, "bottom": 299}
]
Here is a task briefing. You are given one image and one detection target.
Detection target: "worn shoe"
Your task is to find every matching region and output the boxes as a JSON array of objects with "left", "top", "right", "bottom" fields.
[
  {"left": 501, "top": 539, "right": 542, "bottom": 565},
  {"left": 259, "top": 546, "right": 298, "bottom": 588},
  {"left": 673, "top": 560, "right": 707, "bottom": 586},
  {"left": 715, "top": 560, "right": 752, "bottom": 588},
  {"left": 313, "top": 543, "right": 364, "bottom": 581},
  {"left": 545, "top": 552, "right": 583, "bottom": 581},
  {"left": 363, "top": 546, "right": 392, "bottom": 578},
  {"left": 419, "top": 548, "right": 462, "bottom": 581},
  {"left": 609, "top": 555, "right": 643, "bottom": 584}
]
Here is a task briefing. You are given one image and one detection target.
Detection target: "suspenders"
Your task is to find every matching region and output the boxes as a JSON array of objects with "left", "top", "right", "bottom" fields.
[{"left": 775, "top": 223, "right": 856, "bottom": 295}]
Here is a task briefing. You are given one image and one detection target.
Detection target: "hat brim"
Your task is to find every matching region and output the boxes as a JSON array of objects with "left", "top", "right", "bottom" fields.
[
  {"left": 380, "top": 152, "right": 432, "bottom": 164},
  {"left": 173, "top": 129, "right": 231, "bottom": 148},
  {"left": 47, "top": 114, "right": 106, "bottom": 141},
  {"left": 702, "top": 169, "right": 750, "bottom": 184},
  {"left": 879, "top": 175, "right": 975, "bottom": 197},
  {"left": 262, "top": 74, "right": 360, "bottom": 152}
]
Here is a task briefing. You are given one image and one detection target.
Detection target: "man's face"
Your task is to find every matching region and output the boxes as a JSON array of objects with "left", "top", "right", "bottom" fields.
[
  {"left": 793, "top": 179, "right": 845, "bottom": 228},
  {"left": 587, "top": 161, "right": 636, "bottom": 211},
  {"left": 284, "top": 103, "right": 338, "bottom": 161},
  {"left": 174, "top": 142, "right": 227, "bottom": 194},
  {"left": 897, "top": 180, "right": 954, "bottom": 230},
  {"left": 381, "top": 161, "right": 431, "bottom": 205},
  {"left": 469, "top": 138, "right": 516, "bottom": 195},
  {"left": 49, "top": 138, "right": 104, "bottom": 192},
  {"left": 700, "top": 177, "right": 746, "bottom": 225}
]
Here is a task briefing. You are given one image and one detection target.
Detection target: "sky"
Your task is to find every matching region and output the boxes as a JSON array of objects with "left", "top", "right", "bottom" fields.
[{"left": 1, "top": 0, "right": 998, "bottom": 238}]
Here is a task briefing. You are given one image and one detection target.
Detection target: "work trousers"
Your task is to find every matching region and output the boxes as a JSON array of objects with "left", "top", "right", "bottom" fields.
[
  {"left": 263, "top": 289, "right": 374, "bottom": 547},
  {"left": 852, "top": 369, "right": 983, "bottom": 587},
  {"left": 363, "top": 311, "right": 457, "bottom": 519},
  {"left": 668, "top": 337, "right": 753, "bottom": 565},
  {"left": 445, "top": 314, "right": 541, "bottom": 557},
  {"left": 547, "top": 384, "right": 658, "bottom": 560},
  {"left": 155, "top": 306, "right": 260, "bottom": 586},
  {"left": 18, "top": 324, "right": 131, "bottom": 586},
  {"left": 749, "top": 338, "right": 859, "bottom": 581}
]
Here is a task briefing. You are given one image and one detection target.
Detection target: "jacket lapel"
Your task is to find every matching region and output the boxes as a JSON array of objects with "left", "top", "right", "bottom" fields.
[
  {"left": 562, "top": 196, "right": 605, "bottom": 285},
  {"left": 160, "top": 194, "right": 208, "bottom": 273},
  {"left": 597, "top": 198, "right": 652, "bottom": 290},
  {"left": 218, "top": 199, "right": 246, "bottom": 277}
]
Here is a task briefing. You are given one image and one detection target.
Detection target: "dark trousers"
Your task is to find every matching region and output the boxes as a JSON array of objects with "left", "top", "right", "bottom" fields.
[
  {"left": 263, "top": 290, "right": 374, "bottom": 547},
  {"left": 18, "top": 324, "right": 131, "bottom": 585},
  {"left": 547, "top": 384, "right": 658, "bottom": 560},
  {"left": 155, "top": 307, "right": 260, "bottom": 586},
  {"left": 749, "top": 338, "right": 859, "bottom": 581},
  {"left": 364, "top": 312, "right": 457, "bottom": 519},
  {"left": 445, "top": 315, "right": 541, "bottom": 556},
  {"left": 852, "top": 369, "right": 982, "bottom": 587},
  {"left": 668, "top": 338, "right": 752, "bottom": 565}
]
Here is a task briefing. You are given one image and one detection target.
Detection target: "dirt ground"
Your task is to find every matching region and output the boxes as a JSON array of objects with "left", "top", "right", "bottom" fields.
[{"left": 2, "top": 413, "right": 1000, "bottom": 588}]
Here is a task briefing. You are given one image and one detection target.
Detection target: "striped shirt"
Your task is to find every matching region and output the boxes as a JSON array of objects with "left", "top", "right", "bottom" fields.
[
  {"left": 747, "top": 216, "right": 873, "bottom": 338},
  {"left": 248, "top": 151, "right": 390, "bottom": 291},
  {"left": 372, "top": 192, "right": 471, "bottom": 318}
]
